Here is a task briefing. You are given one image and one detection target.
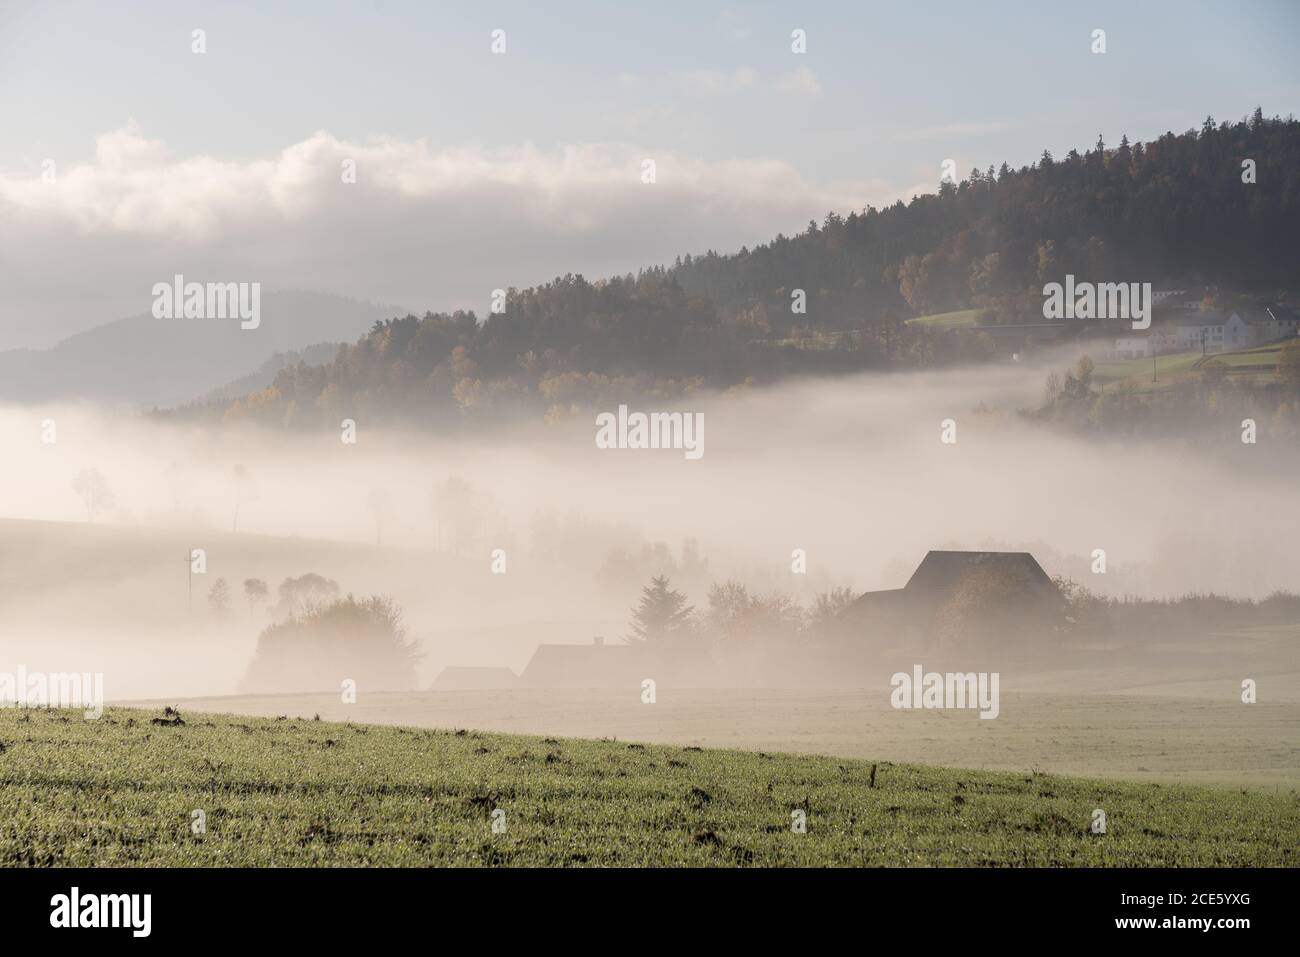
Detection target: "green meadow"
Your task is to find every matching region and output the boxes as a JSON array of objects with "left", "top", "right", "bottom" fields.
[{"left": 1, "top": 706, "right": 1295, "bottom": 867}]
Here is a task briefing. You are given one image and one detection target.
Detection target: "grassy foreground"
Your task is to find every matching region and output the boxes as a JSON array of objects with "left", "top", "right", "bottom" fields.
[{"left": 1, "top": 707, "right": 1296, "bottom": 867}]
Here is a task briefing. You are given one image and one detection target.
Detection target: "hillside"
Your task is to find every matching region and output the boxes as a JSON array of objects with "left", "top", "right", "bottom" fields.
[
  {"left": 2, "top": 707, "right": 1295, "bottom": 866},
  {"left": 0, "top": 292, "right": 399, "bottom": 408},
  {"left": 175, "top": 111, "right": 1300, "bottom": 429},
  {"left": 672, "top": 111, "right": 1299, "bottom": 324}
]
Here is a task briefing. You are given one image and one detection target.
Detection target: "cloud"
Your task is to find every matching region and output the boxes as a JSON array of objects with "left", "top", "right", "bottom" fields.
[
  {"left": 774, "top": 66, "right": 823, "bottom": 97},
  {"left": 673, "top": 67, "right": 758, "bottom": 96},
  {"left": 0, "top": 125, "right": 882, "bottom": 349}
]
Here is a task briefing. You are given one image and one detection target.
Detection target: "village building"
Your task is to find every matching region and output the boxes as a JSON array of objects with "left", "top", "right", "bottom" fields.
[
  {"left": 1260, "top": 306, "right": 1300, "bottom": 343},
  {"left": 834, "top": 550, "right": 1063, "bottom": 666},
  {"left": 1148, "top": 311, "right": 1254, "bottom": 353},
  {"left": 430, "top": 666, "right": 519, "bottom": 691},
  {"left": 1111, "top": 335, "right": 1151, "bottom": 359},
  {"left": 519, "top": 636, "right": 646, "bottom": 689}
]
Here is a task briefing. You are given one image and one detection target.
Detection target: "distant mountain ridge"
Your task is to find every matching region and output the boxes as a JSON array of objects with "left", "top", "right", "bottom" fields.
[
  {"left": 0, "top": 291, "right": 401, "bottom": 408},
  {"left": 201, "top": 342, "right": 345, "bottom": 403},
  {"left": 175, "top": 112, "right": 1300, "bottom": 430}
]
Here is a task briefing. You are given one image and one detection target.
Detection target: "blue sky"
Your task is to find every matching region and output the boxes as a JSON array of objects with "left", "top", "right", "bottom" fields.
[
  {"left": 4, "top": 0, "right": 1295, "bottom": 181},
  {"left": 0, "top": 0, "right": 1296, "bottom": 347}
]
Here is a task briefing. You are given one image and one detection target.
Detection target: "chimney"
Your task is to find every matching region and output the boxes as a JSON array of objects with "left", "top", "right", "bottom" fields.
[{"left": 593, "top": 635, "right": 604, "bottom": 647}]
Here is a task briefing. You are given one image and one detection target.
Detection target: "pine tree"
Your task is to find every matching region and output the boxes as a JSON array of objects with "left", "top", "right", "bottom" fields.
[{"left": 628, "top": 575, "right": 694, "bottom": 646}]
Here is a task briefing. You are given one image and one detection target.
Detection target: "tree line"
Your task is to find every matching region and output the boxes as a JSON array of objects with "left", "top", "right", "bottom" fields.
[{"left": 161, "top": 110, "right": 1300, "bottom": 429}]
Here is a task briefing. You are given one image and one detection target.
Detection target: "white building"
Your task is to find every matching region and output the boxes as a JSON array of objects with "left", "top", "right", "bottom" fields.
[
  {"left": 1112, "top": 336, "right": 1150, "bottom": 359},
  {"left": 1260, "top": 307, "right": 1300, "bottom": 343},
  {"left": 1166, "top": 312, "right": 1253, "bottom": 353}
]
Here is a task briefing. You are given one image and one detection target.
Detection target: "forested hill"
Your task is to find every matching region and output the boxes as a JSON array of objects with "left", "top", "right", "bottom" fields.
[
  {"left": 670, "top": 109, "right": 1299, "bottom": 325},
  {"left": 174, "top": 110, "right": 1299, "bottom": 430}
]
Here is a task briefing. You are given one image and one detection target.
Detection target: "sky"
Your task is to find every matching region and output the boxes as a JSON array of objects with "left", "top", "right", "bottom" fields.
[{"left": 1, "top": 0, "right": 1296, "bottom": 349}]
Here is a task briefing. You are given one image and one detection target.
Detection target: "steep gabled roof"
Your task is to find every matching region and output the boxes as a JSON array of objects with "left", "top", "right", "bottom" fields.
[
  {"left": 520, "top": 643, "right": 642, "bottom": 689},
  {"left": 848, "top": 587, "right": 907, "bottom": 617},
  {"left": 903, "top": 550, "right": 1056, "bottom": 598},
  {"left": 1162, "top": 311, "right": 1240, "bottom": 327},
  {"left": 430, "top": 666, "right": 519, "bottom": 691}
]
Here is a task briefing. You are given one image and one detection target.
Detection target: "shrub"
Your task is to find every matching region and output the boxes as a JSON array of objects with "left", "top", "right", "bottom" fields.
[{"left": 242, "top": 595, "right": 421, "bottom": 694}]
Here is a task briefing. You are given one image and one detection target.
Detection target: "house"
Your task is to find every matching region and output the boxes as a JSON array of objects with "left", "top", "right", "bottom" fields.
[
  {"left": 519, "top": 636, "right": 646, "bottom": 689},
  {"left": 1112, "top": 336, "right": 1150, "bottom": 359},
  {"left": 1259, "top": 306, "right": 1300, "bottom": 343},
  {"left": 838, "top": 550, "right": 1063, "bottom": 658},
  {"left": 1157, "top": 312, "right": 1254, "bottom": 353},
  {"left": 1151, "top": 288, "right": 1188, "bottom": 306},
  {"left": 430, "top": 666, "right": 519, "bottom": 691},
  {"left": 1151, "top": 327, "right": 1178, "bottom": 353}
]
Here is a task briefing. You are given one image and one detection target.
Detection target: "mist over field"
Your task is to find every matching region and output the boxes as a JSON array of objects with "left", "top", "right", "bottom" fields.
[{"left": 2, "top": 349, "right": 1295, "bottom": 701}]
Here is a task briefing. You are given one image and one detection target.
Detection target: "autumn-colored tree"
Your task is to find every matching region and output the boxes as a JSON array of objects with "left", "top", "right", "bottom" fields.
[{"left": 1279, "top": 340, "right": 1300, "bottom": 391}]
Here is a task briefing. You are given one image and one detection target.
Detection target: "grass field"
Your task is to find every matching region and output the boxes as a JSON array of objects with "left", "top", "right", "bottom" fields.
[
  {"left": 905, "top": 309, "right": 983, "bottom": 329},
  {"left": 2, "top": 706, "right": 1296, "bottom": 867},
  {"left": 131, "top": 685, "right": 1300, "bottom": 791},
  {"left": 134, "top": 626, "right": 1300, "bottom": 791},
  {"left": 1091, "top": 341, "right": 1285, "bottom": 392}
]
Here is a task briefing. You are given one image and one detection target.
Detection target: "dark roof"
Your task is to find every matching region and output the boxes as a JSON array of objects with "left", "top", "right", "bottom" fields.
[
  {"left": 1161, "top": 312, "right": 1241, "bottom": 327},
  {"left": 903, "top": 550, "right": 1056, "bottom": 596},
  {"left": 520, "top": 643, "right": 642, "bottom": 689},
  {"left": 850, "top": 587, "right": 906, "bottom": 616},
  {"left": 845, "top": 550, "right": 1059, "bottom": 625},
  {"left": 430, "top": 666, "right": 518, "bottom": 691}
]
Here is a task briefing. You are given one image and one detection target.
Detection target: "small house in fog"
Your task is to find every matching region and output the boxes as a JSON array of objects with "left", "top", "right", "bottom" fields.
[
  {"left": 1261, "top": 306, "right": 1300, "bottom": 343},
  {"left": 1160, "top": 312, "right": 1254, "bottom": 352},
  {"left": 1111, "top": 335, "right": 1151, "bottom": 359},
  {"left": 430, "top": 666, "right": 519, "bottom": 691},
  {"left": 842, "top": 550, "right": 1062, "bottom": 656},
  {"left": 520, "top": 636, "right": 643, "bottom": 689}
]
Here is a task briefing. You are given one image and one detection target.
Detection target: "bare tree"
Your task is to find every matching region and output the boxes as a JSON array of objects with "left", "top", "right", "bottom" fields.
[
  {"left": 273, "top": 573, "right": 341, "bottom": 618},
  {"left": 71, "top": 468, "right": 115, "bottom": 522},
  {"left": 243, "top": 578, "right": 269, "bottom": 617},
  {"left": 208, "top": 578, "right": 232, "bottom": 621}
]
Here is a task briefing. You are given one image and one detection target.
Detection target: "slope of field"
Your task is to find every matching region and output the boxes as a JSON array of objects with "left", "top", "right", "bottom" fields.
[
  {"left": 905, "top": 309, "right": 983, "bottom": 329},
  {"left": 137, "top": 682, "right": 1300, "bottom": 790},
  {"left": 1, "top": 707, "right": 1296, "bottom": 866},
  {"left": 0, "top": 517, "right": 623, "bottom": 698},
  {"left": 1091, "top": 341, "right": 1285, "bottom": 392}
]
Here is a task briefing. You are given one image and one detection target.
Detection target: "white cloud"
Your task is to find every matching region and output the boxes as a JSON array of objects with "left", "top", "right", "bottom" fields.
[
  {"left": 0, "top": 125, "right": 887, "bottom": 349},
  {"left": 673, "top": 67, "right": 758, "bottom": 96},
  {"left": 0, "top": 126, "right": 861, "bottom": 239},
  {"left": 774, "top": 66, "right": 823, "bottom": 97}
]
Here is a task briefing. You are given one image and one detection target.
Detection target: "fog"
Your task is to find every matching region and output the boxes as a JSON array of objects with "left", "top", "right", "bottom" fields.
[{"left": 1, "top": 351, "right": 1297, "bottom": 700}]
